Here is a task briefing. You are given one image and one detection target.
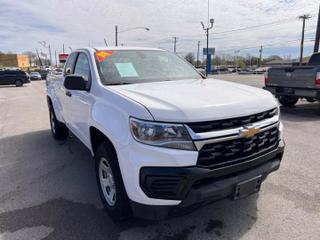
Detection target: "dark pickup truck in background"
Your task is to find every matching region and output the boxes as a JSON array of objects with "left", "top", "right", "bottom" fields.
[{"left": 264, "top": 53, "right": 320, "bottom": 107}]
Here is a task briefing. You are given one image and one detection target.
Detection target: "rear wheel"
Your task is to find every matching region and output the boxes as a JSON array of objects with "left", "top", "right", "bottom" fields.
[
  {"left": 95, "top": 143, "right": 131, "bottom": 219},
  {"left": 49, "top": 107, "right": 69, "bottom": 140},
  {"left": 278, "top": 96, "right": 299, "bottom": 107},
  {"left": 15, "top": 80, "right": 23, "bottom": 87}
]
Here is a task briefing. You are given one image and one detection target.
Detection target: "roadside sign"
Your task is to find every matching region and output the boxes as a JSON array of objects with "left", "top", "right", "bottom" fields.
[
  {"left": 203, "top": 48, "right": 215, "bottom": 55},
  {"left": 59, "top": 53, "right": 69, "bottom": 63}
]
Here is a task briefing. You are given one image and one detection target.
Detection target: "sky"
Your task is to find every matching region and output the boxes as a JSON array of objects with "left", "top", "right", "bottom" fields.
[{"left": 0, "top": 0, "right": 319, "bottom": 59}]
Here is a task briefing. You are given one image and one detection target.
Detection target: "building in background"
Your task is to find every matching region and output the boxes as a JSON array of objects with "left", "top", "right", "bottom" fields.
[{"left": 0, "top": 54, "right": 30, "bottom": 69}]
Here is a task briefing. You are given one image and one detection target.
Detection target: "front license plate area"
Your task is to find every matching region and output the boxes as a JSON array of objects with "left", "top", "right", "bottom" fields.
[{"left": 233, "top": 175, "right": 262, "bottom": 200}]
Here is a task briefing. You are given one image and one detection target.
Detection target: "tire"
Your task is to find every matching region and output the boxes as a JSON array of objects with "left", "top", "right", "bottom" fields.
[
  {"left": 15, "top": 80, "right": 23, "bottom": 87},
  {"left": 95, "top": 142, "right": 131, "bottom": 219},
  {"left": 49, "top": 106, "right": 69, "bottom": 140},
  {"left": 306, "top": 97, "right": 316, "bottom": 103},
  {"left": 278, "top": 96, "right": 299, "bottom": 107}
]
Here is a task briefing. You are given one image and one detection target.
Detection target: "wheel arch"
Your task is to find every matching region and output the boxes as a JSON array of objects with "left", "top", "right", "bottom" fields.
[
  {"left": 47, "top": 95, "right": 53, "bottom": 108},
  {"left": 89, "top": 126, "right": 117, "bottom": 157}
]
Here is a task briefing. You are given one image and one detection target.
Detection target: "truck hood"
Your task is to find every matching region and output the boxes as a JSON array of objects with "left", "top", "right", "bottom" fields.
[{"left": 110, "top": 79, "right": 278, "bottom": 122}]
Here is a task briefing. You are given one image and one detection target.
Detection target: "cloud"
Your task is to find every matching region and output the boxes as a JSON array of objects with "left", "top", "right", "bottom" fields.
[{"left": 0, "top": 0, "right": 318, "bottom": 58}]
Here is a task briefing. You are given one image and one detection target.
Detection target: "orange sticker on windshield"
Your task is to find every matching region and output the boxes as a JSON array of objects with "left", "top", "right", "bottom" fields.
[{"left": 96, "top": 50, "right": 113, "bottom": 62}]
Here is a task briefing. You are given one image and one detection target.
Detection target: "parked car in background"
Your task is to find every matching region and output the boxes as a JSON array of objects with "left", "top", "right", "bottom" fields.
[
  {"left": 264, "top": 52, "right": 320, "bottom": 107},
  {"left": 30, "top": 71, "right": 42, "bottom": 80},
  {"left": 39, "top": 70, "right": 49, "bottom": 80},
  {"left": 238, "top": 68, "right": 254, "bottom": 75},
  {"left": 47, "top": 47, "right": 284, "bottom": 220},
  {"left": 0, "top": 69, "right": 30, "bottom": 87},
  {"left": 254, "top": 67, "right": 268, "bottom": 74}
]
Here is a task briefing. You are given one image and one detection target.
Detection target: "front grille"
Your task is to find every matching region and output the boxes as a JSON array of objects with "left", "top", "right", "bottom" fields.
[
  {"left": 187, "top": 108, "right": 277, "bottom": 133},
  {"left": 142, "top": 176, "right": 184, "bottom": 199},
  {"left": 197, "top": 127, "right": 279, "bottom": 168}
]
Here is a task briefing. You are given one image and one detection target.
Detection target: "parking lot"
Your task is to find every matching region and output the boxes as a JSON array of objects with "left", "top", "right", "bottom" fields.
[{"left": 0, "top": 75, "right": 320, "bottom": 240}]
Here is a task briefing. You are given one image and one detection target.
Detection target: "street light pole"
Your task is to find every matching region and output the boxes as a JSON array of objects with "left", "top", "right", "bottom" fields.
[
  {"left": 201, "top": 18, "right": 214, "bottom": 76},
  {"left": 115, "top": 26, "right": 149, "bottom": 46}
]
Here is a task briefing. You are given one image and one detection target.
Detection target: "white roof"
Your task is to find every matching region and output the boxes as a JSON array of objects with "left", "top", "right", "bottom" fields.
[{"left": 82, "top": 46, "right": 165, "bottom": 52}]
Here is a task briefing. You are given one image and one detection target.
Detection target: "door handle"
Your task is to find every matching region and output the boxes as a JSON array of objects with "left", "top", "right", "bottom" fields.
[{"left": 66, "top": 91, "right": 72, "bottom": 97}]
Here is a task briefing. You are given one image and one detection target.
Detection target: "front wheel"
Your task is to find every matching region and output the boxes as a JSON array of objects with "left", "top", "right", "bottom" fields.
[
  {"left": 95, "top": 143, "right": 131, "bottom": 219},
  {"left": 278, "top": 96, "right": 299, "bottom": 107},
  {"left": 49, "top": 107, "right": 68, "bottom": 140}
]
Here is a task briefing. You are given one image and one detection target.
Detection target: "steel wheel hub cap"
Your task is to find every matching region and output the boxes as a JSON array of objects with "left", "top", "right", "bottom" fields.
[{"left": 99, "top": 157, "right": 116, "bottom": 206}]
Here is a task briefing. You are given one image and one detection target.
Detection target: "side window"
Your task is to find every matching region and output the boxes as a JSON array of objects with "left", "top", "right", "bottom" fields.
[
  {"left": 64, "top": 52, "right": 78, "bottom": 75},
  {"left": 74, "top": 53, "right": 91, "bottom": 82}
]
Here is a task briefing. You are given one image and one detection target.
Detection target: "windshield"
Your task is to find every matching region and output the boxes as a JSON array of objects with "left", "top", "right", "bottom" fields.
[{"left": 96, "top": 50, "right": 202, "bottom": 85}]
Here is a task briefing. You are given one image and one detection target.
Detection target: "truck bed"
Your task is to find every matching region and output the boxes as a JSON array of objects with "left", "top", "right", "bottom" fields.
[{"left": 267, "top": 66, "right": 318, "bottom": 89}]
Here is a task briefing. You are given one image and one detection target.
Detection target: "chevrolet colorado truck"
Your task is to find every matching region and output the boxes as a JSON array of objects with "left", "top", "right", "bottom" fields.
[
  {"left": 46, "top": 47, "right": 284, "bottom": 220},
  {"left": 264, "top": 52, "right": 320, "bottom": 107}
]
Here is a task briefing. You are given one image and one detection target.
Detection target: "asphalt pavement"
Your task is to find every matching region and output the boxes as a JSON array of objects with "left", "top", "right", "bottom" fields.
[{"left": 0, "top": 75, "right": 319, "bottom": 240}]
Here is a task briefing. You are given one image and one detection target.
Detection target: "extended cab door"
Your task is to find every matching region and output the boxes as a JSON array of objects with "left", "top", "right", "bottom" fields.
[
  {"left": 63, "top": 52, "right": 93, "bottom": 147},
  {"left": 55, "top": 52, "right": 78, "bottom": 122}
]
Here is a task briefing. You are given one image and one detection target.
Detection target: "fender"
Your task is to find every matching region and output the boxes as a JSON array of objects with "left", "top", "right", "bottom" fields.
[{"left": 88, "top": 88, "right": 154, "bottom": 155}]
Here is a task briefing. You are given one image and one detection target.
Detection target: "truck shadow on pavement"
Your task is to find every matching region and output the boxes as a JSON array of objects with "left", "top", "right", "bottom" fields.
[
  {"left": 0, "top": 130, "right": 258, "bottom": 240},
  {"left": 280, "top": 101, "right": 320, "bottom": 122}
]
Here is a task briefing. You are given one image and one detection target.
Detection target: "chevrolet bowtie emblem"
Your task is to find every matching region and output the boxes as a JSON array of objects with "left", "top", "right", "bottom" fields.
[{"left": 239, "top": 127, "right": 260, "bottom": 138}]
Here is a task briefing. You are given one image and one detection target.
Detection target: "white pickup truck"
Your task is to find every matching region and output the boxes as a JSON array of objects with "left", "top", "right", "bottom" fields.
[{"left": 46, "top": 47, "right": 284, "bottom": 220}]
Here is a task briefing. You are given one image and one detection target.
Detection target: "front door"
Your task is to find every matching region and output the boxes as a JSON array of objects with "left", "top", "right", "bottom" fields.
[{"left": 64, "top": 52, "right": 92, "bottom": 147}]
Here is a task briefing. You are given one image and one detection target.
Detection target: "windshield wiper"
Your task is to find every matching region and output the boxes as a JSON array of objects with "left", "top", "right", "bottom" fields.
[{"left": 107, "top": 82, "right": 132, "bottom": 85}]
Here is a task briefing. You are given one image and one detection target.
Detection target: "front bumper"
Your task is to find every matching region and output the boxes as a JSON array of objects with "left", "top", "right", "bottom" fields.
[{"left": 131, "top": 141, "right": 284, "bottom": 220}]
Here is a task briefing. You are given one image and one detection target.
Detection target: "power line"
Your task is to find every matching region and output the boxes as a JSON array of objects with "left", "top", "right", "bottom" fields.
[
  {"left": 151, "top": 17, "right": 300, "bottom": 44},
  {"left": 216, "top": 38, "right": 314, "bottom": 54},
  {"left": 213, "top": 18, "right": 294, "bottom": 35}
]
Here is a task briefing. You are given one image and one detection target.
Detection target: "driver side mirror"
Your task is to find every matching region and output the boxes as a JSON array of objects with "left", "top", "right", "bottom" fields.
[{"left": 64, "top": 75, "right": 87, "bottom": 91}]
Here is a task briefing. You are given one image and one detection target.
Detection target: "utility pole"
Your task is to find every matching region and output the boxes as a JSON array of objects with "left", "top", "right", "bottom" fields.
[
  {"left": 55, "top": 50, "right": 58, "bottom": 67},
  {"left": 38, "top": 41, "right": 52, "bottom": 66},
  {"left": 115, "top": 25, "right": 118, "bottom": 46},
  {"left": 259, "top": 45, "right": 263, "bottom": 67},
  {"left": 48, "top": 44, "right": 52, "bottom": 66},
  {"left": 299, "top": 14, "right": 311, "bottom": 65},
  {"left": 234, "top": 50, "right": 240, "bottom": 71},
  {"left": 63, "top": 43, "right": 65, "bottom": 53},
  {"left": 35, "top": 48, "right": 42, "bottom": 66},
  {"left": 197, "top": 41, "right": 200, "bottom": 67},
  {"left": 314, "top": 4, "right": 320, "bottom": 52},
  {"left": 173, "top": 37, "right": 177, "bottom": 54}
]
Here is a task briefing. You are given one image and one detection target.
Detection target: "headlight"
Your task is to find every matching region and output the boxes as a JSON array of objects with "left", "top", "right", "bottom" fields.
[{"left": 130, "top": 118, "right": 196, "bottom": 151}]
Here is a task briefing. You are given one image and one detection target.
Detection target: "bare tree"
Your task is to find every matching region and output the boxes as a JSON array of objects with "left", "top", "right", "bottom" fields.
[{"left": 185, "top": 52, "right": 195, "bottom": 65}]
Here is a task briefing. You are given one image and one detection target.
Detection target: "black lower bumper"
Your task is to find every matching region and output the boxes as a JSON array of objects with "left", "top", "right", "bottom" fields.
[
  {"left": 131, "top": 142, "right": 284, "bottom": 220},
  {"left": 264, "top": 86, "right": 320, "bottom": 98}
]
